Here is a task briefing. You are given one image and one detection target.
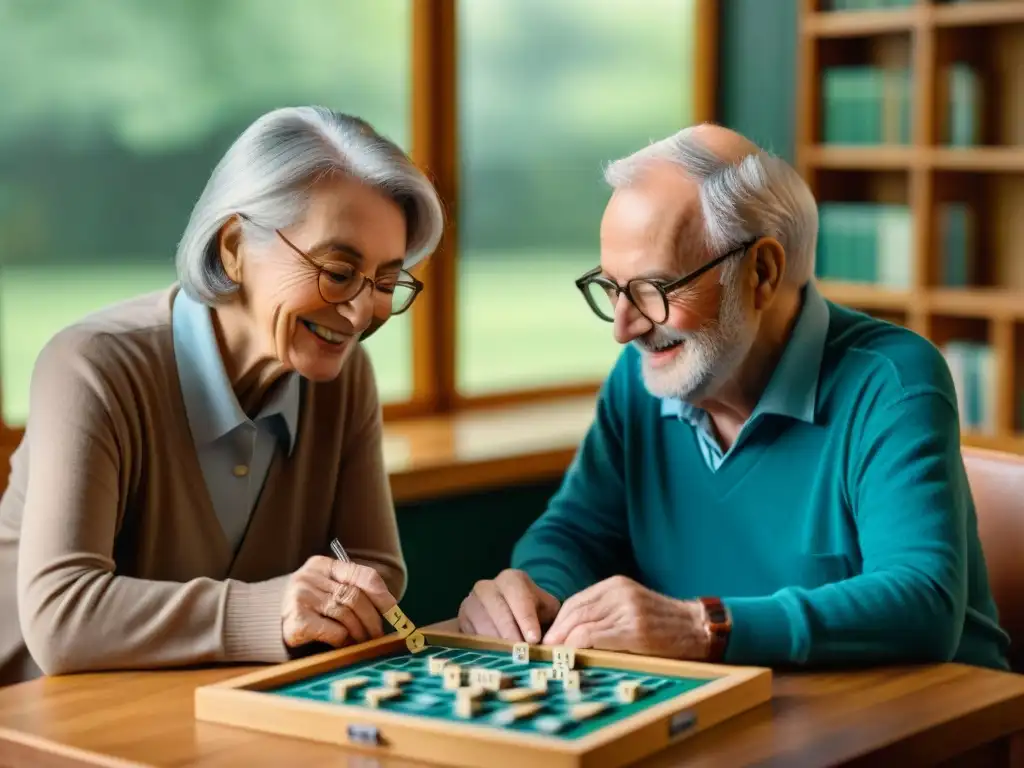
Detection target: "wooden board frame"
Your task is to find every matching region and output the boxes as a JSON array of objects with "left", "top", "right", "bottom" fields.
[{"left": 194, "top": 629, "right": 772, "bottom": 768}]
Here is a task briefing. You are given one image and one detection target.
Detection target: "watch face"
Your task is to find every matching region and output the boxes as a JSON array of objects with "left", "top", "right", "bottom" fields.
[{"left": 701, "top": 597, "right": 727, "bottom": 626}]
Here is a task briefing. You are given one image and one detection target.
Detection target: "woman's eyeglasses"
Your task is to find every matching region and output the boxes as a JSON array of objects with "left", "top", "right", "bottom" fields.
[{"left": 238, "top": 213, "right": 423, "bottom": 315}]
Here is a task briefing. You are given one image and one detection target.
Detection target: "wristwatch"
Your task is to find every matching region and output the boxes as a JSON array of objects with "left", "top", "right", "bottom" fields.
[{"left": 698, "top": 596, "right": 732, "bottom": 663}]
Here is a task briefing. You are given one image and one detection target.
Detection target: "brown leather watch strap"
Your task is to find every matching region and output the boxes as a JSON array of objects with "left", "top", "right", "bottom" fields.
[{"left": 698, "top": 596, "right": 732, "bottom": 663}]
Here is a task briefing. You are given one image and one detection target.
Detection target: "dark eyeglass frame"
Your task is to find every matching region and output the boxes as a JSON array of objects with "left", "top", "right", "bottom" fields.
[
  {"left": 236, "top": 213, "right": 423, "bottom": 316},
  {"left": 575, "top": 238, "right": 760, "bottom": 324}
]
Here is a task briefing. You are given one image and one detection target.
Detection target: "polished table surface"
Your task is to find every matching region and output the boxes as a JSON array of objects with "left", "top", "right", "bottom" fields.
[{"left": 2, "top": 624, "right": 1024, "bottom": 768}]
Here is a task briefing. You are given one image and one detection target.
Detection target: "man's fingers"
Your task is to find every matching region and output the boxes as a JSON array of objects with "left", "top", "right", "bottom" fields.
[
  {"left": 456, "top": 602, "right": 475, "bottom": 638},
  {"left": 532, "top": 584, "right": 562, "bottom": 626},
  {"left": 563, "top": 622, "right": 605, "bottom": 650},
  {"left": 473, "top": 581, "right": 524, "bottom": 642},
  {"left": 496, "top": 573, "right": 544, "bottom": 643},
  {"left": 460, "top": 595, "right": 500, "bottom": 639},
  {"left": 543, "top": 583, "right": 606, "bottom": 645},
  {"left": 458, "top": 598, "right": 477, "bottom": 635}
]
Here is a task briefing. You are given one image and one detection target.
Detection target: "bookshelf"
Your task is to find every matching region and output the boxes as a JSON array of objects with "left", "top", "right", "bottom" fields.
[{"left": 796, "top": 0, "right": 1024, "bottom": 454}]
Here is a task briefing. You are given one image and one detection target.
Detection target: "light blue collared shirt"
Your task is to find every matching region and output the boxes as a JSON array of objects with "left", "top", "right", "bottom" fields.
[
  {"left": 660, "top": 281, "right": 830, "bottom": 471},
  {"left": 172, "top": 290, "right": 301, "bottom": 551}
]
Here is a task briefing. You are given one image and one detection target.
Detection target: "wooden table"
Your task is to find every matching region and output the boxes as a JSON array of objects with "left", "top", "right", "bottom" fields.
[{"left": 2, "top": 633, "right": 1024, "bottom": 768}]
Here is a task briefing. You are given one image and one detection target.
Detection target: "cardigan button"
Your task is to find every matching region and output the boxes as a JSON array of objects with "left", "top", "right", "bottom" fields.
[{"left": 232, "top": 464, "right": 249, "bottom": 478}]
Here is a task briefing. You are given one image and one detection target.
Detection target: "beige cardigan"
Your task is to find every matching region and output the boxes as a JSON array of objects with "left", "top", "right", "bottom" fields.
[{"left": 0, "top": 286, "right": 406, "bottom": 686}]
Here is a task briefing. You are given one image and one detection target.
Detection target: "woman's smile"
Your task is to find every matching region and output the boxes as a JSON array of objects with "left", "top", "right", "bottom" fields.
[{"left": 300, "top": 318, "right": 348, "bottom": 346}]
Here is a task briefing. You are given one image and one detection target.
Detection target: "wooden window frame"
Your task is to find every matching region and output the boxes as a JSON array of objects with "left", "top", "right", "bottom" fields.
[
  {"left": 0, "top": 0, "right": 720, "bottom": 499},
  {"left": 388, "top": 0, "right": 720, "bottom": 422}
]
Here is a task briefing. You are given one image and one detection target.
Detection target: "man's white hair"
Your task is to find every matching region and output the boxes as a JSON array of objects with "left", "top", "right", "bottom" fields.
[
  {"left": 603, "top": 124, "right": 818, "bottom": 285},
  {"left": 175, "top": 106, "right": 445, "bottom": 304}
]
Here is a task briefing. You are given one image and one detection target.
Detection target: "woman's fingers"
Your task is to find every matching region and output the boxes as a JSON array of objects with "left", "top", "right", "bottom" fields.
[
  {"left": 327, "top": 560, "right": 396, "bottom": 614},
  {"left": 284, "top": 556, "right": 403, "bottom": 649},
  {"left": 302, "top": 571, "right": 379, "bottom": 642}
]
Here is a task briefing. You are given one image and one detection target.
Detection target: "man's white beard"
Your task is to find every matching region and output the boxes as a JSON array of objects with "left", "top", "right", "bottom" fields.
[{"left": 634, "top": 280, "right": 755, "bottom": 403}]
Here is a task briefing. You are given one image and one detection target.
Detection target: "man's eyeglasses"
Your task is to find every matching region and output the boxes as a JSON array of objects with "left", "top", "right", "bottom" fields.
[
  {"left": 575, "top": 239, "right": 758, "bottom": 325},
  {"left": 238, "top": 213, "right": 423, "bottom": 315}
]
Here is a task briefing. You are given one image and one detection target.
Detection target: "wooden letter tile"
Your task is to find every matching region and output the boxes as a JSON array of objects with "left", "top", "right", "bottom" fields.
[
  {"left": 383, "top": 605, "right": 405, "bottom": 627},
  {"left": 530, "top": 668, "right": 554, "bottom": 689},
  {"left": 405, "top": 630, "right": 427, "bottom": 653},
  {"left": 392, "top": 615, "right": 415, "bottom": 638},
  {"left": 552, "top": 646, "right": 576, "bottom": 669},
  {"left": 563, "top": 670, "right": 581, "bottom": 693},
  {"left": 616, "top": 680, "right": 642, "bottom": 703},
  {"left": 443, "top": 665, "right": 463, "bottom": 690},
  {"left": 383, "top": 670, "right": 413, "bottom": 687},
  {"left": 512, "top": 642, "right": 530, "bottom": 664},
  {"left": 330, "top": 676, "right": 370, "bottom": 701}
]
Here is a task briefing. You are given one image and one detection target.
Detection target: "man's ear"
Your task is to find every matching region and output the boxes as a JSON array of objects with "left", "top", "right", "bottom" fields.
[
  {"left": 752, "top": 237, "right": 785, "bottom": 310},
  {"left": 218, "top": 216, "right": 245, "bottom": 284}
]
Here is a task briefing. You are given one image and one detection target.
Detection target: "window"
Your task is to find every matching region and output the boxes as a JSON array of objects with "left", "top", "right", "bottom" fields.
[
  {"left": 455, "top": 0, "right": 699, "bottom": 395},
  {"left": 0, "top": 0, "right": 713, "bottom": 433},
  {"left": 0, "top": 0, "right": 412, "bottom": 423}
]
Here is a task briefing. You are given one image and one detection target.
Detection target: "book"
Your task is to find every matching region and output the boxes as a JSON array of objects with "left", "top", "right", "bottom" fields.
[
  {"left": 943, "top": 341, "right": 997, "bottom": 435},
  {"left": 821, "top": 66, "right": 911, "bottom": 145},
  {"left": 815, "top": 202, "right": 912, "bottom": 287},
  {"left": 937, "top": 202, "right": 976, "bottom": 287},
  {"left": 944, "top": 63, "right": 982, "bottom": 146}
]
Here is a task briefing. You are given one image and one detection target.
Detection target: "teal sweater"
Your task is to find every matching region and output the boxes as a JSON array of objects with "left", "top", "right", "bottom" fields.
[{"left": 513, "top": 297, "right": 1010, "bottom": 670}]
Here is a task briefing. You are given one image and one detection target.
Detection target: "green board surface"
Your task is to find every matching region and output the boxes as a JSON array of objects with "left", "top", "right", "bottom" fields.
[{"left": 271, "top": 645, "right": 711, "bottom": 741}]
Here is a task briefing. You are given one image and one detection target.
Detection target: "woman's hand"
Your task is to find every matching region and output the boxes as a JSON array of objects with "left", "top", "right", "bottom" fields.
[{"left": 281, "top": 556, "right": 396, "bottom": 649}]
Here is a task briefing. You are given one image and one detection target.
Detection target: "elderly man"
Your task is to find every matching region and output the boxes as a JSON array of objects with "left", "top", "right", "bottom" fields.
[{"left": 459, "top": 124, "right": 1010, "bottom": 671}]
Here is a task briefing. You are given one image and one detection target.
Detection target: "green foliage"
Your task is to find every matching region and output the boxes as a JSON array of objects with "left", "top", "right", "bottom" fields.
[{"left": 0, "top": 0, "right": 695, "bottom": 262}]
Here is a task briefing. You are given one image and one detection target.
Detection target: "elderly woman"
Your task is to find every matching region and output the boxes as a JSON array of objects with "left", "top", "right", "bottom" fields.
[{"left": 0, "top": 106, "right": 443, "bottom": 686}]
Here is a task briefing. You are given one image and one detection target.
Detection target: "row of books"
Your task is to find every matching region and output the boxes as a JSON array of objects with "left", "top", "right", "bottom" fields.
[
  {"left": 942, "top": 64, "right": 982, "bottom": 146},
  {"left": 823, "top": 0, "right": 914, "bottom": 8},
  {"left": 815, "top": 202, "right": 977, "bottom": 288},
  {"left": 822, "top": 0, "right": 970, "bottom": 11},
  {"left": 937, "top": 202, "right": 976, "bottom": 287},
  {"left": 942, "top": 342, "right": 997, "bottom": 434},
  {"left": 820, "top": 64, "right": 981, "bottom": 146},
  {"left": 816, "top": 203, "right": 912, "bottom": 286},
  {"left": 821, "top": 67, "right": 912, "bottom": 145}
]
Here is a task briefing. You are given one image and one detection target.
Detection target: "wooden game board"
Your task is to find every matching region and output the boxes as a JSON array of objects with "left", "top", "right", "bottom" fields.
[{"left": 194, "top": 630, "right": 772, "bottom": 768}]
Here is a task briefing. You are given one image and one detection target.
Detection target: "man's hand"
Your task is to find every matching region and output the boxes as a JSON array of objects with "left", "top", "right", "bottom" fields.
[
  {"left": 459, "top": 569, "right": 562, "bottom": 643},
  {"left": 281, "top": 556, "right": 395, "bottom": 649},
  {"left": 541, "top": 575, "right": 709, "bottom": 659}
]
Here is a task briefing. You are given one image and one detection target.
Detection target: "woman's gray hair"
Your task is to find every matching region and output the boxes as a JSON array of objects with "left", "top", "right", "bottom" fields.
[
  {"left": 175, "top": 106, "right": 445, "bottom": 304},
  {"left": 603, "top": 125, "right": 818, "bottom": 286}
]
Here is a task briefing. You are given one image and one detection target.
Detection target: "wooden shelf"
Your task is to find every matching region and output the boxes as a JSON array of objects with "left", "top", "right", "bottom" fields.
[
  {"left": 804, "top": 147, "right": 1024, "bottom": 173},
  {"left": 932, "top": 1, "right": 1024, "bottom": 29},
  {"left": 931, "top": 148, "right": 1024, "bottom": 174},
  {"left": 804, "top": 8, "right": 922, "bottom": 38},
  {"left": 818, "top": 281, "right": 915, "bottom": 311},
  {"left": 383, "top": 396, "right": 592, "bottom": 502},
  {"left": 927, "top": 287, "right": 1024, "bottom": 320},
  {"left": 820, "top": 283, "right": 1024, "bottom": 321},
  {"left": 962, "top": 431, "right": 1024, "bottom": 455},
  {"left": 805, "top": 0, "right": 1024, "bottom": 37},
  {"left": 798, "top": 1, "right": 1024, "bottom": 454},
  {"left": 804, "top": 146, "right": 919, "bottom": 170}
]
